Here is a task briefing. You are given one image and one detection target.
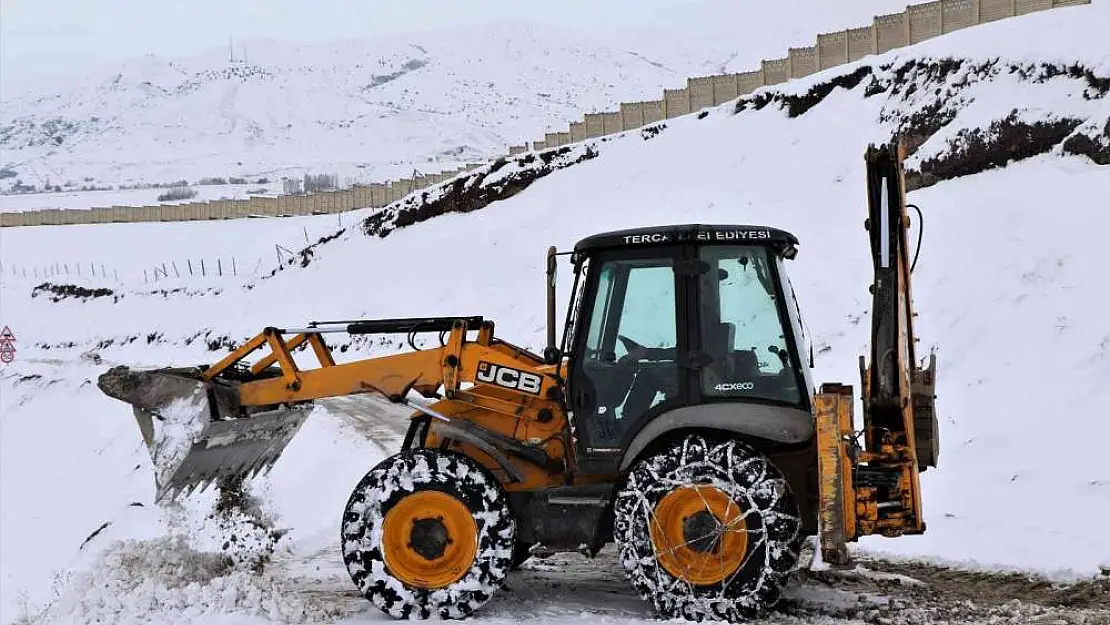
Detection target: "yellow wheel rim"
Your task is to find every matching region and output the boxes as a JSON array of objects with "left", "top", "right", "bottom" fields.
[
  {"left": 649, "top": 485, "right": 749, "bottom": 586},
  {"left": 381, "top": 490, "right": 478, "bottom": 589}
]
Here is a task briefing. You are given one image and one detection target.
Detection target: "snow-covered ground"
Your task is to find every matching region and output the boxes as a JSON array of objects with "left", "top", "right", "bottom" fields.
[
  {"left": 0, "top": 0, "right": 912, "bottom": 205},
  {"left": 0, "top": 205, "right": 375, "bottom": 285},
  {"left": 1, "top": 2, "right": 1108, "bottom": 624}
]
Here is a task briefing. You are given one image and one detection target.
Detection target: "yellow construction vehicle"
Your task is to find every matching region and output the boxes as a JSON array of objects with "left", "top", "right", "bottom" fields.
[{"left": 98, "top": 141, "right": 938, "bottom": 622}]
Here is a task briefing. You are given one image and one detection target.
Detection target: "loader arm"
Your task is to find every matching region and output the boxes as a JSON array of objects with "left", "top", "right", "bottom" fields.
[
  {"left": 209, "top": 318, "right": 561, "bottom": 415},
  {"left": 99, "top": 316, "right": 569, "bottom": 500},
  {"left": 815, "top": 141, "right": 939, "bottom": 565}
]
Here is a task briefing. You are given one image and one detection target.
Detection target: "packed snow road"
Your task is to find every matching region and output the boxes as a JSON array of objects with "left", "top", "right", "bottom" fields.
[{"left": 267, "top": 538, "right": 1110, "bottom": 625}]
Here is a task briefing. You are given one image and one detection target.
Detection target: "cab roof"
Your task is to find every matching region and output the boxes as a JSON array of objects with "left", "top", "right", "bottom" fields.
[{"left": 573, "top": 224, "right": 800, "bottom": 258}]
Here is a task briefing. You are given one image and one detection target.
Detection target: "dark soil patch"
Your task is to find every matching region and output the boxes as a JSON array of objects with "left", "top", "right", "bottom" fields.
[
  {"left": 641, "top": 123, "right": 666, "bottom": 140},
  {"left": 1010, "top": 62, "right": 1110, "bottom": 99},
  {"left": 143, "top": 286, "right": 223, "bottom": 298},
  {"left": 857, "top": 557, "right": 1110, "bottom": 610},
  {"left": 264, "top": 228, "right": 347, "bottom": 276},
  {"left": 906, "top": 111, "right": 1083, "bottom": 190},
  {"left": 1062, "top": 117, "right": 1110, "bottom": 165},
  {"left": 80, "top": 521, "right": 112, "bottom": 550},
  {"left": 31, "top": 282, "right": 119, "bottom": 303},
  {"left": 879, "top": 59, "right": 998, "bottom": 158},
  {"left": 739, "top": 66, "right": 873, "bottom": 117},
  {"left": 362, "top": 145, "right": 599, "bottom": 239}
]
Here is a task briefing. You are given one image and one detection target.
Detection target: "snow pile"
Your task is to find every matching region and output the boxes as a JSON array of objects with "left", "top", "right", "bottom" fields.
[
  {"left": 20, "top": 536, "right": 337, "bottom": 625},
  {"left": 0, "top": 371, "right": 385, "bottom": 623}
]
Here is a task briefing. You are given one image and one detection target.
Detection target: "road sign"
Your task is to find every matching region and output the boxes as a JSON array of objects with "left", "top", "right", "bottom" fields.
[{"left": 0, "top": 325, "right": 15, "bottom": 364}]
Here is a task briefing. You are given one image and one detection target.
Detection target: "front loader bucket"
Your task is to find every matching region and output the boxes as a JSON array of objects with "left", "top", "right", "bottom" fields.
[{"left": 98, "top": 365, "right": 311, "bottom": 502}]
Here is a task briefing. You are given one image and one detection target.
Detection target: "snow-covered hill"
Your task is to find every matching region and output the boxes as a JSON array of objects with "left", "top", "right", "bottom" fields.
[
  {"left": 0, "top": 0, "right": 912, "bottom": 199},
  {"left": 1, "top": 2, "right": 1108, "bottom": 624}
]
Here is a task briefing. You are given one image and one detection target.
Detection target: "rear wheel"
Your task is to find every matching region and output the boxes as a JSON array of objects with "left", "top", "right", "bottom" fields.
[
  {"left": 613, "top": 434, "right": 802, "bottom": 622},
  {"left": 340, "top": 449, "right": 516, "bottom": 620}
]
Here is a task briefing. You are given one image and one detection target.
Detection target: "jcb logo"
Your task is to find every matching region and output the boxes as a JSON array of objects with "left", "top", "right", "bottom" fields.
[{"left": 476, "top": 361, "right": 543, "bottom": 395}]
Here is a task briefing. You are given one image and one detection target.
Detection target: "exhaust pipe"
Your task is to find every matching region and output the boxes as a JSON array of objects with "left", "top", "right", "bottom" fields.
[{"left": 546, "top": 245, "right": 557, "bottom": 352}]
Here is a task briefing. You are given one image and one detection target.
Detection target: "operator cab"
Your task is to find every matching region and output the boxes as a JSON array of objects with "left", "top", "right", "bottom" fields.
[{"left": 559, "top": 224, "right": 816, "bottom": 473}]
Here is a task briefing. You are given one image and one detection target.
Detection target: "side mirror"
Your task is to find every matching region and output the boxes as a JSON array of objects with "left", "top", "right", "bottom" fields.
[{"left": 543, "top": 346, "right": 563, "bottom": 365}]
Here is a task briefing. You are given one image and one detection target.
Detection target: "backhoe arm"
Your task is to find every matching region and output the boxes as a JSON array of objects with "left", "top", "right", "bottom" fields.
[{"left": 815, "top": 141, "right": 939, "bottom": 565}]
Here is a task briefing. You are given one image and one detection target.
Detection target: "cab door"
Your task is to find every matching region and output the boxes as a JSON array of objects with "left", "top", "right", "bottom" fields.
[{"left": 566, "top": 246, "right": 689, "bottom": 474}]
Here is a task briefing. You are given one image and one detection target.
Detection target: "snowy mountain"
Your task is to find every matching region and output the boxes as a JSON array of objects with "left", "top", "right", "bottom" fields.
[
  {"left": 0, "top": 0, "right": 913, "bottom": 197},
  {"left": 1, "top": 2, "right": 1108, "bottom": 624}
]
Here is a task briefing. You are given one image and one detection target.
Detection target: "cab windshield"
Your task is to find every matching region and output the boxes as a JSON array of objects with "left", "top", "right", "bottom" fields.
[{"left": 698, "top": 245, "right": 802, "bottom": 406}]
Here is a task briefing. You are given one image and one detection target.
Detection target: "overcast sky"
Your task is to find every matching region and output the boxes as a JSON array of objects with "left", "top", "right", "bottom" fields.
[{"left": 1, "top": 0, "right": 707, "bottom": 86}]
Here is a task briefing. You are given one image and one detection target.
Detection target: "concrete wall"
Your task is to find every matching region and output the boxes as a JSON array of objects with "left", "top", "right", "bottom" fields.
[
  {"left": 818, "top": 31, "right": 850, "bottom": 70},
  {"left": 762, "top": 57, "right": 791, "bottom": 86},
  {"left": 908, "top": 2, "right": 942, "bottom": 43},
  {"left": 664, "top": 88, "right": 691, "bottom": 118},
  {"left": 1, "top": 0, "right": 1088, "bottom": 228},
  {"left": 875, "top": 12, "right": 909, "bottom": 53}
]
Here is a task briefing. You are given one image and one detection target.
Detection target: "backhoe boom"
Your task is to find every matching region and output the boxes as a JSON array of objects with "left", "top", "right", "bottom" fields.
[{"left": 815, "top": 141, "right": 939, "bottom": 565}]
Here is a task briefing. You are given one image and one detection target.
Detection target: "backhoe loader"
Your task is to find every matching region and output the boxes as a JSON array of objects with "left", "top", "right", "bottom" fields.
[{"left": 98, "top": 141, "right": 939, "bottom": 622}]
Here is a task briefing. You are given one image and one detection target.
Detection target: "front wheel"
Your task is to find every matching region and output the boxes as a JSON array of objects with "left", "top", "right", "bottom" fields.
[
  {"left": 340, "top": 449, "right": 516, "bottom": 620},
  {"left": 613, "top": 434, "right": 802, "bottom": 622}
]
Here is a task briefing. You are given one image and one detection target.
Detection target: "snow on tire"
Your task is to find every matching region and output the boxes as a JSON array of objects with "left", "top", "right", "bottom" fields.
[
  {"left": 613, "top": 434, "right": 801, "bottom": 622},
  {"left": 340, "top": 448, "right": 516, "bottom": 620}
]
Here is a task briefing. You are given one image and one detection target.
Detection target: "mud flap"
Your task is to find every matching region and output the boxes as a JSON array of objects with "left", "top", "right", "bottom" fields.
[{"left": 99, "top": 366, "right": 312, "bottom": 502}]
